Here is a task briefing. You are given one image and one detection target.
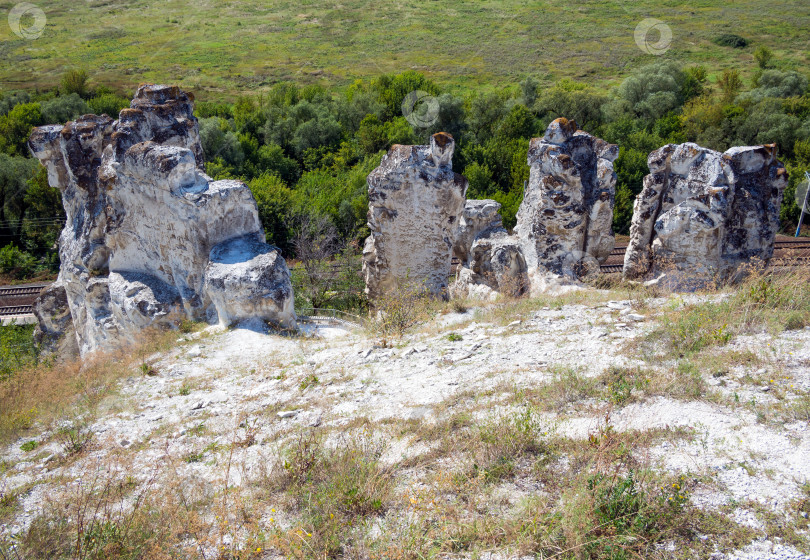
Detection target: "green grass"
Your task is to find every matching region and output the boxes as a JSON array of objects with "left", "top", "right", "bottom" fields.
[{"left": 1, "top": 0, "right": 808, "bottom": 98}]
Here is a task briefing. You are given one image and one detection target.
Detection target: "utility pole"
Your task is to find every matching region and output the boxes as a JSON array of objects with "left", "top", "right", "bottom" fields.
[{"left": 796, "top": 171, "right": 810, "bottom": 237}]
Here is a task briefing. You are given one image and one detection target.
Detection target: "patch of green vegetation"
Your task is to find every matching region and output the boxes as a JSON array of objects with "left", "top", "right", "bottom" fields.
[
  {"left": 2, "top": 0, "right": 808, "bottom": 94},
  {"left": 0, "top": 324, "right": 39, "bottom": 381},
  {"left": 602, "top": 366, "right": 649, "bottom": 406},
  {"left": 19, "top": 439, "right": 39, "bottom": 452},
  {"left": 647, "top": 271, "right": 810, "bottom": 358},
  {"left": 299, "top": 374, "right": 320, "bottom": 390},
  {"left": 183, "top": 450, "right": 205, "bottom": 463},
  {"left": 713, "top": 33, "right": 749, "bottom": 48},
  {"left": 269, "top": 431, "right": 393, "bottom": 558}
]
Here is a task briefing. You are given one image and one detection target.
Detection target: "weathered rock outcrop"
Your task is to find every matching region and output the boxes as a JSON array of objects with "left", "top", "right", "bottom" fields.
[
  {"left": 451, "top": 227, "right": 529, "bottom": 300},
  {"left": 453, "top": 199, "right": 503, "bottom": 265},
  {"left": 451, "top": 119, "right": 618, "bottom": 299},
  {"left": 623, "top": 142, "right": 788, "bottom": 288},
  {"left": 363, "top": 133, "right": 467, "bottom": 299},
  {"left": 32, "top": 282, "right": 79, "bottom": 360},
  {"left": 204, "top": 235, "right": 295, "bottom": 328},
  {"left": 29, "top": 85, "right": 295, "bottom": 356},
  {"left": 514, "top": 118, "right": 618, "bottom": 279}
]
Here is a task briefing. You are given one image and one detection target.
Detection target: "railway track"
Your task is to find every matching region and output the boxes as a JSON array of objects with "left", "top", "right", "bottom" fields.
[
  {"left": 0, "top": 305, "right": 34, "bottom": 317},
  {"left": 600, "top": 239, "right": 810, "bottom": 274},
  {"left": 0, "top": 238, "right": 808, "bottom": 317},
  {"left": 0, "top": 285, "right": 47, "bottom": 298}
]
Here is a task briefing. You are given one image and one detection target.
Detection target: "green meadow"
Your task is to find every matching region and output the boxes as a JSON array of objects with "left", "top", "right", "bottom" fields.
[{"left": 1, "top": 0, "right": 809, "bottom": 97}]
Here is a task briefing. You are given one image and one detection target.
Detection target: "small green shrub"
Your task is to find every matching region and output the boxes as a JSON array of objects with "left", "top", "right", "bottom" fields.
[
  {"left": 784, "top": 312, "right": 806, "bottom": 331},
  {"left": 20, "top": 440, "right": 39, "bottom": 452},
  {"left": 446, "top": 332, "right": 463, "bottom": 342},
  {"left": 184, "top": 451, "right": 204, "bottom": 463},
  {"left": 299, "top": 374, "right": 319, "bottom": 390},
  {"left": 582, "top": 471, "right": 693, "bottom": 560},
  {"left": 713, "top": 34, "right": 748, "bottom": 48},
  {"left": 178, "top": 318, "right": 195, "bottom": 334},
  {"left": 473, "top": 407, "right": 546, "bottom": 482},
  {"left": 271, "top": 431, "right": 393, "bottom": 559},
  {"left": 369, "top": 279, "right": 435, "bottom": 338},
  {"left": 603, "top": 366, "right": 649, "bottom": 406},
  {"left": 56, "top": 422, "right": 93, "bottom": 455}
]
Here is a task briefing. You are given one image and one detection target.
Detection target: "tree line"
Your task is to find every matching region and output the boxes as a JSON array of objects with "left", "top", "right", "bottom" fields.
[{"left": 1, "top": 54, "right": 809, "bottom": 282}]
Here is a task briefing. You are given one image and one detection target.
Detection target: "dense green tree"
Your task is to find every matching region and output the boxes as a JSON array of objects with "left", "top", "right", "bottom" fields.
[
  {"left": 61, "top": 69, "right": 89, "bottom": 98},
  {"left": 356, "top": 114, "right": 388, "bottom": 155},
  {"left": 536, "top": 80, "right": 608, "bottom": 132},
  {"left": 735, "top": 99, "right": 801, "bottom": 155},
  {"left": 40, "top": 94, "right": 89, "bottom": 125},
  {"left": 22, "top": 166, "right": 63, "bottom": 261},
  {"left": 466, "top": 91, "right": 508, "bottom": 143},
  {"left": 738, "top": 70, "right": 808, "bottom": 103},
  {"left": 0, "top": 103, "right": 43, "bottom": 156},
  {"left": 612, "top": 148, "right": 648, "bottom": 234},
  {"left": 88, "top": 93, "right": 130, "bottom": 117},
  {"left": 199, "top": 117, "right": 245, "bottom": 171},
  {"left": 372, "top": 71, "right": 440, "bottom": 120},
  {"left": 605, "top": 61, "right": 701, "bottom": 122},
  {"left": 464, "top": 161, "right": 496, "bottom": 199},
  {"left": 233, "top": 96, "right": 265, "bottom": 137},
  {"left": 0, "top": 91, "right": 31, "bottom": 116},
  {"left": 0, "top": 154, "right": 39, "bottom": 243},
  {"left": 248, "top": 172, "right": 295, "bottom": 254},
  {"left": 424, "top": 94, "right": 466, "bottom": 142},
  {"left": 496, "top": 104, "right": 537, "bottom": 140}
]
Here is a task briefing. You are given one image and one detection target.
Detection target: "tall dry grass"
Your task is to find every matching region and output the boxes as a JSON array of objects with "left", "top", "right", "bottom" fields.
[{"left": 0, "top": 328, "right": 178, "bottom": 445}]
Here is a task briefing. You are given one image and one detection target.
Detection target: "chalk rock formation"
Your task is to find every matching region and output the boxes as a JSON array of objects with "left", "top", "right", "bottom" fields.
[
  {"left": 363, "top": 133, "right": 467, "bottom": 299},
  {"left": 514, "top": 118, "right": 618, "bottom": 279},
  {"left": 204, "top": 235, "right": 295, "bottom": 327},
  {"left": 32, "top": 282, "right": 79, "bottom": 360},
  {"left": 29, "top": 85, "right": 295, "bottom": 355},
  {"left": 623, "top": 143, "right": 788, "bottom": 288},
  {"left": 453, "top": 199, "right": 503, "bottom": 265},
  {"left": 452, "top": 227, "right": 529, "bottom": 300}
]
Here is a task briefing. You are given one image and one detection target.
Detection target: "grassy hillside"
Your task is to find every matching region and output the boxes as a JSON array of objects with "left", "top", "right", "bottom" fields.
[{"left": 1, "top": 0, "right": 809, "bottom": 97}]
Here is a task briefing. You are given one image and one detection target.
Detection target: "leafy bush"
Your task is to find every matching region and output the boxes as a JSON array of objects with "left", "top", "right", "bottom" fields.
[
  {"left": 0, "top": 102, "right": 43, "bottom": 156},
  {"left": 738, "top": 70, "right": 809, "bottom": 103},
  {"left": 754, "top": 46, "right": 774, "bottom": 69},
  {"left": 61, "top": 69, "right": 89, "bottom": 98},
  {"left": 606, "top": 61, "right": 702, "bottom": 121},
  {"left": 248, "top": 172, "right": 295, "bottom": 252},
  {"left": 713, "top": 34, "right": 748, "bottom": 48},
  {"left": 87, "top": 93, "right": 130, "bottom": 117},
  {"left": 198, "top": 117, "right": 244, "bottom": 172},
  {"left": 40, "top": 94, "right": 89, "bottom": 125},
  {"left": 0, "top": 324, "right": 38, "bottom": 381},
  {"left": 0, "top": 243, "right": 38, "bottom": 278},
  {"left": 0, "top": 91, "right": 31, "bottom": 117}
]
